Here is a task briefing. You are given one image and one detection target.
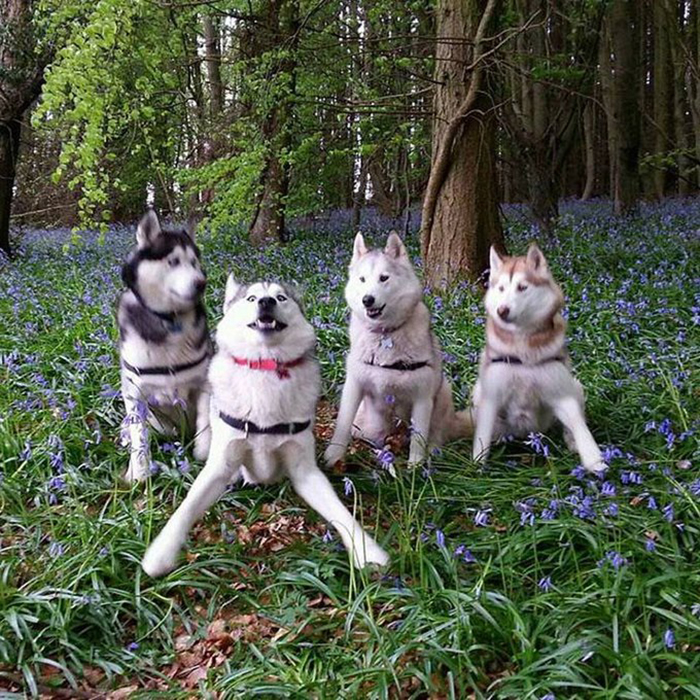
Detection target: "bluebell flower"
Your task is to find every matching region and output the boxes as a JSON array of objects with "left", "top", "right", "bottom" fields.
[
  {"left": 662, "top": 504, "right": 674, "bottom": 522},
  {"left": 474, "top": 510, "right": 490, "bottom": 527},
  {"left": 601, "top": 481, "right": 616, "bottom": 497},
  {"left": 343, "top": 477, "right": 354, "bottom": 496},
  {"left": 663, "top": 628, "right": 675, "bottom": 649},
  {"left": 538, "top": 575, "right": 553, "bottom": 591}
]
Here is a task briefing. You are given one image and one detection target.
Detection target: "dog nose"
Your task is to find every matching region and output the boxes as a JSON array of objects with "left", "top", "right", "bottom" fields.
[
  {"left": 362, "top": 294, "right": 375, "bottom": 308},
  {"left": 258, "top": 296, "right": 277, "bottom": 310},
  {"left": 194, "top": 279, "right": 207, "bottom": 294},
  {"left": 497, "top": 305, "right": 510, "bottom": 320}
]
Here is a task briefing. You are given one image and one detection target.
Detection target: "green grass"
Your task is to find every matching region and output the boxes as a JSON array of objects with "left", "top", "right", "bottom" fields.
[{"left": 0, "top": 202, "right": 699, "bottom": 698}]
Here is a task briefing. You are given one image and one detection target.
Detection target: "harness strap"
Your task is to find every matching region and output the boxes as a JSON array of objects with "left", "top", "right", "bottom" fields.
[
  {"left": 218, "top": 411, "right": 311, "bottom": 436},
  {"left": 365, "top": 360, "right": 430, "bottom": 371},
  {"left": 122, "top": 351, "right": 209, "bottom": 376},
  {"left": 490, "top": 355, "right": 565, "bottom": 366}
]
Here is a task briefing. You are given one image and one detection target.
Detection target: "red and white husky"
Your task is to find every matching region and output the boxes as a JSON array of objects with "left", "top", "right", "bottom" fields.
[{"left": 471, "top": 244, "right": 605, "bottom": 473}]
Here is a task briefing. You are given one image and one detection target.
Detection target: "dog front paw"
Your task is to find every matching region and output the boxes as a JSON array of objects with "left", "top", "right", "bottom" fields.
[
  {"left": 352, "top": 540, "right": 390, "bottom": 569},
  {"left": 124, "top": 455, "right": 150, "bottom": 483},
  {"left": 583, "top": 458, "right": 607, "bottom": 474},
  {"left": 142, "top": 534, "right": 183, "bottom": 578},
  {"left": 324, "top": 443, "right": 346, "bottom": 468}
]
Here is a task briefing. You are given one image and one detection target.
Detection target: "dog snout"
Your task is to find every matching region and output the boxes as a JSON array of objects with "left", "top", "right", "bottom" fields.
[
  {"left": 194, "top": 278, "right": 207, "bottom": 295},
  {"left": 362, "top": 294, "right": 376, "bottom": 308},
  {"left": 258, "top": 296, "right": 277, "bottom": 311},
  {"left": 497, "top": 305, "right": 510, "bottom": 321}
]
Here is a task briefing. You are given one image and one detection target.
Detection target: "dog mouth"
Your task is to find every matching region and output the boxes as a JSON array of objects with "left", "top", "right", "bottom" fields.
[
  {"left": 248, "top": 314, "right": 287, "bottom": 333},
  {"left": 366, "top": 305, "right": 385, "bottom": 320}
]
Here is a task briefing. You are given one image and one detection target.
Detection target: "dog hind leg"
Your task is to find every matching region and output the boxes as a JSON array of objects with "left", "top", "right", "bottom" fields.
[{"left": 284, "top": 440, "right": 389, "bottom": 568}]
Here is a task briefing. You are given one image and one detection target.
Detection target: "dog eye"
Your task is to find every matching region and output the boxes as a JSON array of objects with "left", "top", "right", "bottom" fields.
[
  {"left": 359, "top": 276, "right": 366, "bottom": 283},
  {"left": 169, "top": 257, "right": 180, "bottom": 267},
  {"left": 379, "top": 274, "right": 389, "bottom": 282},
  {"left": 498, "top": 285, "right": 505, "bottom": 292},
  {"left": 517, "top": 283, "right": 528, "bottom": 292},
  {"left": 247, "top": 295, "right": 256, "bottom": 302},
  {"left": 276, "top": 294, "right": 287, "bottom": 302}
]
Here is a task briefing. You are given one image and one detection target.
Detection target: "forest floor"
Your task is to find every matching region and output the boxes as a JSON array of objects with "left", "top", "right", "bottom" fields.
[{"left": 0, "top": 201, "right": 698, "bottom": 699}]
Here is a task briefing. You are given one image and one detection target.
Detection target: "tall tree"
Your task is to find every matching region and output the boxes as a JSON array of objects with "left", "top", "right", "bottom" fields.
[
  {"left": 421, "top": 0, "right": 504, "bottom": 287},
  {"left": 608, "top": 0, "right": 641, "bottom": 215},
  {"left": 0, "top": 0, "right": 49, "bottom": 255},
  {"left": 247, "top": 0, "right": 299, "bottom": 245}
]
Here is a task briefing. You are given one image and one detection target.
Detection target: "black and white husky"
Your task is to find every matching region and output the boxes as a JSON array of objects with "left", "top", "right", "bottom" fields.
[
  {"left": 118, "top": 210, "right": 211, "bottom": 482},
  {"left": 141, "top": 275, "right": 389, "bottom": 577}
]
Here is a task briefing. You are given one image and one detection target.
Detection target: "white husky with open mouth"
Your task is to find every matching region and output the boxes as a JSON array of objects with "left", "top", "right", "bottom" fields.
[{"left": 142, "top": 276, "right": 389, "bottom": 576}]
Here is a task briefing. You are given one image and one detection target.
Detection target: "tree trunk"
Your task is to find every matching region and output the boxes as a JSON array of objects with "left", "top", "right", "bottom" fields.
[
  {"left": 581, "top": 102, "right": 596, "bottom": 200},
  {"left": 203, "top": 16, "right": 224, "bottom": 120},
  {"left": 0, "top": 120, "right": 21, "bottom": 255},
  {"left": 248, "top": 0, "right": 298, "bottom": 245},
  {"left": 421, "top": 0, "right": 503, "bottom": 287},
  {"left": 0, "top": 0, "right": 49, "bottom": 255},
  {"left": 653, "top": 0, "right": 672, "bottom": 198},
  {"left": 609, "top": 0, "right": 641, "bottom": 215}
]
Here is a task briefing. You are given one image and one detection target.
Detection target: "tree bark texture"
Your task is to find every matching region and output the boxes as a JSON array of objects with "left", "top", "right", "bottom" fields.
[
  {"left": 249, "top": 0, "right": 298, "bottom": 246},
  {"left": 421, "top": 0, "right": 503, "bottom": 287},
  {"left": 609, "top": 0, "right": 641, "bottom": 215},
  {"left": 0, "top": 0, "right": 48, "bottom": 255}
]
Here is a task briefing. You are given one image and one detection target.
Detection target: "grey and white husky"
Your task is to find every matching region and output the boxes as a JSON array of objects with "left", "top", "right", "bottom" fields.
[
  {"left": 118, "top": 210, "right": 211, "bottom": 482},
  {"left": 325, "top": 232, "right": 471, "bottom": 467},
  {"left": 141, "top": 276, "right": 389, "bottom": 577},
  {"left": 471, "top": 244, "right": 605, "bottom": 472}
]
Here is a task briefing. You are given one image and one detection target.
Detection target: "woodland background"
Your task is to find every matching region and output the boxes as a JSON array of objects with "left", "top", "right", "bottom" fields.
[{"left": 2, "top": 0, "right": 700, "bottom": 284}]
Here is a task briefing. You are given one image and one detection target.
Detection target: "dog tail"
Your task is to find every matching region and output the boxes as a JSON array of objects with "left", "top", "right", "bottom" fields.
[{"left": 447, "top": 407, "right": 474, "bottom": 440}]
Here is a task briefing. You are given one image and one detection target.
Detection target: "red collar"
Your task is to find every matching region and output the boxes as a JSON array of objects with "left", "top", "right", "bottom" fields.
[{"left": 232, "top": 355, "right": 305, "bottom": 379}]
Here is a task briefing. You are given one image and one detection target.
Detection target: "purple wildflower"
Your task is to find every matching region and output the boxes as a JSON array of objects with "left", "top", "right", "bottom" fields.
[
  {"left": 663, "top": 628, "right": 675, "bottom": 649},
  {"left": 343, "top": 477, "right": 354, "bottom": 496},
  {"left": 525, "top": 432, "right": 550, "bottom": 457},
  {"left": 474, "top": 510, "right": 490, "bottom": 527},
  {"left": 662, "top": 504, "right": 674, "bottom": 522},
  {"left": 538, "top": 575, "right": 553, "bottom": 591}
]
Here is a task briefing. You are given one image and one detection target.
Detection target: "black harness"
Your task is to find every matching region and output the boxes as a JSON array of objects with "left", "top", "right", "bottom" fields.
[
  {"left": 122, "top": 351, "right": 209, "bottom": 377},
  {"left": 218, "top": 411, "right": 311, "bottom": 436},
  {"left": 365, "top": 360, "right": 430, "bottom": 371},
  {"left": 490, "top": 355, "right": 565, "bottom": 366}
]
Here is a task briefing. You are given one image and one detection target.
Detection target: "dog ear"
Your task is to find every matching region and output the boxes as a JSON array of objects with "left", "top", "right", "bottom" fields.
[
  {"left": 352, "top": 232, "right": 368, "bottom": 263},
  {"left": 384, "top": 231, "right": 407, "bottom": 259},
  {"left": 283, "top": 281, "right": 305, "bottom": 312},
  {"left": 136, "top": 209, "right": 162, "bottom": 248},
  {"left": 224, "top": 273, "right": 242, "bottom": 313},
  {"left": 489, "top": 245, "right": 504, "bottom": 273},
  {"left": 526, "top": 243, "right": 548, "bottom": 272}
]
